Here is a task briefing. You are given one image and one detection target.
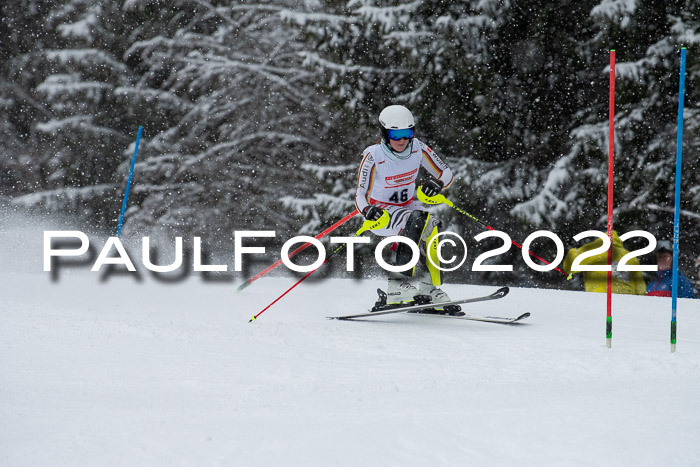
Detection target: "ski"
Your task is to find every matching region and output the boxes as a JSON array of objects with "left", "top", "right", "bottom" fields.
[
  {"left": 412, "top": 311, "right": 530, "bottom": 324},
  {"left": 328, "top": 286, "right": 509, "bottom": 320}
]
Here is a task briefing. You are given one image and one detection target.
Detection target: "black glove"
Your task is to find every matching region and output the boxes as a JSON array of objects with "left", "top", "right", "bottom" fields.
[
  {"left": 421, "top": 178, "right": 443, "bottom": 197},
  {"left": 362, "top": 205, "right": 384, "bottom": 221}
]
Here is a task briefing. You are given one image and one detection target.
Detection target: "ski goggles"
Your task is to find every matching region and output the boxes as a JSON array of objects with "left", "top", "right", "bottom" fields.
[{"left": 387, "top": 128, "right": 414, "bottom": 140}]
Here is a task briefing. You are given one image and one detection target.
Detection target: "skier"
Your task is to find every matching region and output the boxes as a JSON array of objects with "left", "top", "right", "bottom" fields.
[
  {"left": 645, "top": 240, "right": 695, "bottom": 299},
  {"left": 355, "top": 104, "right": 460, "bottom": 314}
]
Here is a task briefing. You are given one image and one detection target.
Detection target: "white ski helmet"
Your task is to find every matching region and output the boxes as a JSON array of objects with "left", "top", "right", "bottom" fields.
[{"left": 378, "top": 105, "right": 415, "bottom": 144}]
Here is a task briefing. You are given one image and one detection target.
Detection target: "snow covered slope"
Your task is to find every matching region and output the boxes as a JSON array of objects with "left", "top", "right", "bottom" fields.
[
  {"left": 2, "top": 271, "right": 700, "bottom": 467},
  {"left": 1, "top": 221, "right": 700, "bottom": 466}
]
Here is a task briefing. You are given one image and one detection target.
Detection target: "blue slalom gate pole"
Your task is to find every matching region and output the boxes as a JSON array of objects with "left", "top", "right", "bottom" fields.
[
  {"left": 117, "top": 126, "right": 143, "bottom": 238},
  {"left": 671, "top": 48, "right": 686, "bottom": 353}
]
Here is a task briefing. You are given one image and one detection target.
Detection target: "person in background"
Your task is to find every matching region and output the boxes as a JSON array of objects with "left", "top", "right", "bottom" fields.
[
  {"left": 562, "top": 231, "right": 646, "bottom": 295},
  {"left": 692, "top": 255, "right": 700, "bottom": 298},
  {"left": 645, "top": 240, "right": 695, "bottom": 298}
]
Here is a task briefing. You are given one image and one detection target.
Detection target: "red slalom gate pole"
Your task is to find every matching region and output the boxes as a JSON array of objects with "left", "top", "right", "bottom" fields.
[
  {"left": 236, "top": 209, "right": 359, "bottom": 293},
  {"left": 606, "top": 49, "right": 615, "bottom": 348}
]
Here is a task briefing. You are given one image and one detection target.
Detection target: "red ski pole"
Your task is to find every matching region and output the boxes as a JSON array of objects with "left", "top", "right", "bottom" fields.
[
  {"left": 249, "top": 211, "right": 389, "bottom": 322},
  {"left": 237, "top": 209, "right": 359, "bottom": 293},
  {"left": 417, "top": 187, "right": 572, "bottom": 278}
]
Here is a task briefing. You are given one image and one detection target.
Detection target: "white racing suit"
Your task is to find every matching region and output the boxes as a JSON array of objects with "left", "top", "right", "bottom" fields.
[{"left": 354, "top": 138, "right": 454, "bottom": 285}]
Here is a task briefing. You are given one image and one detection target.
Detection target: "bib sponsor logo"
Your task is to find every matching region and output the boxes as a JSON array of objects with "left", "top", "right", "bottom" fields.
[{"left": 385, "top": 168, "right": 417, "bottom": 186}]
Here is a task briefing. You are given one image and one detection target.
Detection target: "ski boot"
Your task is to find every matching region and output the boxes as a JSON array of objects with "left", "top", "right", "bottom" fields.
[
  {"left": 372, "top": 276, "right": 430, "bottom": 312},
  {"left": 415, "top": 276, "right": 464, "bottom": 316}
]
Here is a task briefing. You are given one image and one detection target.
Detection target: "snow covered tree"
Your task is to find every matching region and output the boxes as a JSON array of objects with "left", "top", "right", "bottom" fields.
[
  {"left": 286, "top": 1, "right": 597, "bottom": 285},
  {"left": 0, "top": 0, "right": 59, "bottom": 197},
  {"left": 601, "top": 0, "right": 698, "bottom": 266},
  {"left": 2, "top": 0, "right": 157, "bottom": 224},
  {"left": 288, "top": 0, "right": 699, "bottom": 285},
  {"left": 2, "top": 0, "right": 697, "bottom": 285},
  {"left": 3, "top": 1, "right": 334, "bottom": 244},
  {"left": 118, "top": 1, "right": 335, "bottom": 243}
]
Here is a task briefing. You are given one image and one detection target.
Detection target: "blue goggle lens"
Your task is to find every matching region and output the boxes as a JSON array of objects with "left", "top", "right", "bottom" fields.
[{"left": 387, "top": 128, "right": 414, "bottom": 140}]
